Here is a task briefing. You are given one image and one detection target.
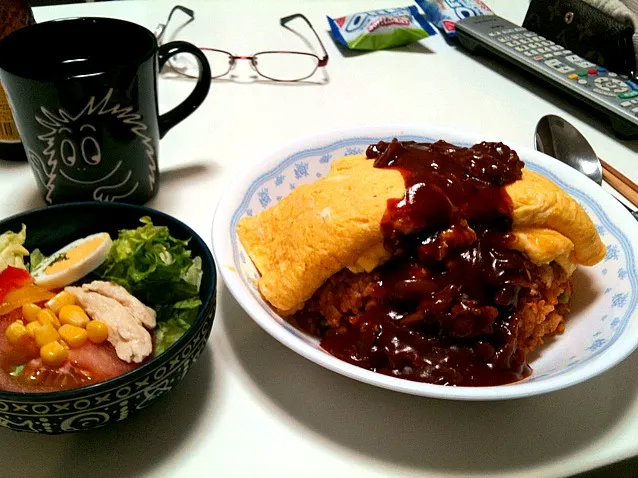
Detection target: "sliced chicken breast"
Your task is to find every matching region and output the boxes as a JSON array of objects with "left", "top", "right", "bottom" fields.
[
  {"left": 80, "top": 280, "right": 157, "bottom": 329},
  {"left": 66, "top": 286, "right": 152, "bottom": 363}
]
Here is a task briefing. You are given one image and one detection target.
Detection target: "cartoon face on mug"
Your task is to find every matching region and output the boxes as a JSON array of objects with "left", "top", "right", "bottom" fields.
[
  {"left": 58, "top": 124, "right": 102, "bottom": 174},
  {"left": 27, "top": 89, "right": 157, "bottom": 204}
]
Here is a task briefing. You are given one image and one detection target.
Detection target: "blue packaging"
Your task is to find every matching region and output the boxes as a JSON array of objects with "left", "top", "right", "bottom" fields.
[{"left": 414, "top": 0, "right": 493, "bottom": 37}]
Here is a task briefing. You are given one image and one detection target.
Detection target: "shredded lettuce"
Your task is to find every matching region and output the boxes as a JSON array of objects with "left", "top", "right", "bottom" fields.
[
  {"left": 154, "top": 297, "right": 202, "bottom": 356},
  {"left": 95, "top": 217, "right": 203, "bottom": 355},
  {"left": 154, "top": 319, "right": 191, "bottom": 357},
  {"left": 29, "top": 249, "right": 47, "bottom": 272},
  {"left": 0, "top": 225, "right": 29, "bottom": 273},
  {"left": 9, "top": 365, "right": 24, "bottom": 377}
]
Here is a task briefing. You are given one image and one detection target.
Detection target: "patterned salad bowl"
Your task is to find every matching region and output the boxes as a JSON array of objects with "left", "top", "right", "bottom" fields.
[{"left": 0, "top": 202, "right": 216, "bottom": 433}]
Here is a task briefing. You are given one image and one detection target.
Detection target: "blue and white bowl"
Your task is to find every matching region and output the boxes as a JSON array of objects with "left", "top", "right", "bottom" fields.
[{"left": 212, "top": 124, "right": 638, "bottom": 400}]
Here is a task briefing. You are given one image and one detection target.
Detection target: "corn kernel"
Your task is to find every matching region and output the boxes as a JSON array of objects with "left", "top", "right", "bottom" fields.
[
  {"left": 34, "top": 323, "right": 60, "bottom": 347},
  {"left": 25, "top": 321, "right": 40, "bottom": 338},
  {"left": 59, "top": 339, "right": 69, "bottom": 350},
  {"left": 37, "top": 308, "right": 60, "bottom": 328},
  {"left": 40, "top": 341, "right": 68, "bottom": 367},
  {"left": 86, "top": 320, "right": 108, "bottom": 344},
  {"left": 59, "top": 305, "right": 89, "bottom": 328},
  {"left": 22, "top": 303, "right": 41, "bottom": 323},
  {"left": 45, "top": 291, "right": 75, "bottom": 314},
  {"left": 58, "top": 324, "right": 88, "bottom": 348},
  {"left": 5, "top": 321, "right": 28, "bottom": 345}
]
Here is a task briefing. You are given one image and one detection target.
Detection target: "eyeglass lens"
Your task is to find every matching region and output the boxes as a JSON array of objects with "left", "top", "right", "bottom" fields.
[{"left": 168, "top": 50, "right": 320, "bottom": 81}]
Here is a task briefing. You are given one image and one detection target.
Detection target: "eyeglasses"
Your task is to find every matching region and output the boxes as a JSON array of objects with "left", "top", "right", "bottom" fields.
[{"left": 155, "top": 6, "right": 329, "bottom": 82}]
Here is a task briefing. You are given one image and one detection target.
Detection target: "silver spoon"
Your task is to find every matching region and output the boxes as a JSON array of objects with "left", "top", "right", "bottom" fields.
[{"left": 534, "top": 114, "right": 638, "bottom": 221}]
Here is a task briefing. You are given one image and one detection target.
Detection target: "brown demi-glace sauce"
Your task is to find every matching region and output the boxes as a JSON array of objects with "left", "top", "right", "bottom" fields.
[{"left": 300, "top": 139, "right": 537, "bottom": 386}]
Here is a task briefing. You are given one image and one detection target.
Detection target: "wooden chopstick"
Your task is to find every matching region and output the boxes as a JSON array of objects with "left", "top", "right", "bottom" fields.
[{"left": 599, "top": 158, "right": 638, "bottom": 208}]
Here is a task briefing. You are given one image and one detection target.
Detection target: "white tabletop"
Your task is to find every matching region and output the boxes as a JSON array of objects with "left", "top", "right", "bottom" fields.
[{"left": 1, "top": 1, "right": 637, "bottom": 477}]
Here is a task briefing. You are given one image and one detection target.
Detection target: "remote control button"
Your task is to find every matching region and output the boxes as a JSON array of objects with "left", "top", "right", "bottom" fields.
[
  {"left": 608, "top": 72, "right": 618, "bottom": 77},
  {"left": 568, "top": 74, "right": 578, "bottom": 80},
  {"left": 619, "top": 91, "right": 638, "bottom": 99},
  {"left": 578, "top": 79, "right": 588, "bottom": 85},
  {"left": 489, "top": 32, "right": 496, "bottom": 37},
  {"left": 515, "top": 47, "right": 525, "bottom": 52},
  {"left": 588, "top": 69, "right": 598, "bottom": 75},
  {"left": 524, "top": 52, "right": 533, "bottom": 57},
  {"left": 577, "top": 71, "right": 588, "bottom": 77},
  {"left": 632, "top": 107, "right": 638, "bottom": 114},
  {"left": 565, "top": 54, "right": 596, "bottom": 69},
  {"left": 498, "top": 37, "right": 509, "bottom": 43},
  {"left": 550, "top": 45, "right": 562, "bottom": 51},
  {"left": 627, "top": 80, "right": 638, "bottom": 91},
  {"left": 593, "top": 88, "right": 616, "bottom": 97},
  {"left": 597, "top": 67, "right": 607, "bottom": 73},
  {"left": 543, "top": 53, "right": 554, "bottom": 59},
  {"left": 594, "top": 77, "right": 630, "bottom": 93},
  {"left": 534, "top": 55, "right": 544, "bottom": 61},
  {"left": 545, "top": 59, "right": 573, "bottom": 73},
  {"left": 620, "top": 101, "right": 632, "bottom": 107}
]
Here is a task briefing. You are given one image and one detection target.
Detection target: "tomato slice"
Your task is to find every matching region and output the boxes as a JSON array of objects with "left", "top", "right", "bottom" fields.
[
  {"left": 19, "top": 359, "right": 94, "bottom": 390},
  {"left": 15, "top": 343, "right": 137, "bottom": 391},
  {"left": 0, "top": 267, "right": 32, "bottom": 302},
  {"left": 69, "top": 342, "right": 137, "bottom": 382}
]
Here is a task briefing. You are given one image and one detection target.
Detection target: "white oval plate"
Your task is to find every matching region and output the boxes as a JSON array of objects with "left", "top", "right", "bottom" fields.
[{"left": 212, "top": 124, "right": 638, "bottom": 400}]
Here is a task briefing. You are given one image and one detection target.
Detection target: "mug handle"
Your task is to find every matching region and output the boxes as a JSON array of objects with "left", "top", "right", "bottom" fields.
[{"left": 157, "top": 40, "right": 211, "bottom": 139}]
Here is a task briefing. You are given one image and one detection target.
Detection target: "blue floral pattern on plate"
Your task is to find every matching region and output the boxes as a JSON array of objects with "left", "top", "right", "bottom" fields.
[{"left": 228, "top": 135, "right": 636, "bottom": 385}]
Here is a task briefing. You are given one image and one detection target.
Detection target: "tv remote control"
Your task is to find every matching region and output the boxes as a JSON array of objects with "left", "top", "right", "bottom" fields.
[{"left": 455, "top": 15, "right": 638, "bottom": 139}]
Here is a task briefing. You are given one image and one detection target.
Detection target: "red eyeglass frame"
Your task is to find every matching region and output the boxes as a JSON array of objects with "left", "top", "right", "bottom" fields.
[{"left": 156, "top": 7, "right": 329, "bottom": 82}]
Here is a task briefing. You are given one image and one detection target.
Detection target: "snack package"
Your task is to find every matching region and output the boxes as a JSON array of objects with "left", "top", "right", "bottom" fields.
[
  {"left": 414, "top": 0, "right": 493, "bottom": 37},
  {"left": 327, "top": 6, "right": 437, "bottom": 51}
]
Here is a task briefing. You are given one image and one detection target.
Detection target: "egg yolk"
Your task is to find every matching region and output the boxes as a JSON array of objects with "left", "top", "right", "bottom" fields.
[{"left": 45, "top": 236, "right": 107, "bottom": 275}]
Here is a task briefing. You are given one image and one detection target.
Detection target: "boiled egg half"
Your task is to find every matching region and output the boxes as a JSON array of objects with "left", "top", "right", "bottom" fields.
[{"left": 32, "top": 232, "right": 112, "bottom": 289}]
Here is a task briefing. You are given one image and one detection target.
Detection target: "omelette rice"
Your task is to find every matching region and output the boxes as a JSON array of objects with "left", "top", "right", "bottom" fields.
[{"left": 237, "top": 139, "right": 605, "bottom": 386}]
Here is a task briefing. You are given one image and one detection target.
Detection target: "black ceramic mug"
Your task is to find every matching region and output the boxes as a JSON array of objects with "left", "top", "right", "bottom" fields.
[{"left": 0, "top": 17, "right": 211, "bottom": 205}]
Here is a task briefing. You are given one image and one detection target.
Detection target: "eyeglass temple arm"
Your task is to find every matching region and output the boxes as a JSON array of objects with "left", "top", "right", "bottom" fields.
[
  {"left": 157, "top": 5, "right": 195, "bottom": 42},
  {"left": 280, "top": 13, "right": 329, "bottom": 66}
]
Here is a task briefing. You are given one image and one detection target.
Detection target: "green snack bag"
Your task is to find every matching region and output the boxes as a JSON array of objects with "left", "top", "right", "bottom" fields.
[{"left": 327, "top": 6, "right": 437, "bottom": 51}]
